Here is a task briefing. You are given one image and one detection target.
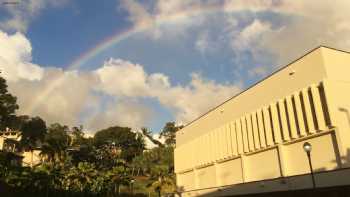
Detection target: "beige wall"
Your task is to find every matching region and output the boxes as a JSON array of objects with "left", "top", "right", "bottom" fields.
[{"left": 175, "top": 47, "right": 350, "bottom": 196}]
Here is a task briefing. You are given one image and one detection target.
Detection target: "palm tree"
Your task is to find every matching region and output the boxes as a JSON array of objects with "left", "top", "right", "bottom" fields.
[
  {"left": 147, "top": 165, "right": 175, "bottom": 197},
  {"left": 63, "top": 162, "right": 97, "bottom": 193},
  {"left": 105, "top": 164, "right": 130, "bottom": 196}
]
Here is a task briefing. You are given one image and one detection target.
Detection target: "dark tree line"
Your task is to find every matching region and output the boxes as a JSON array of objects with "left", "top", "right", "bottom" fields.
[{"left": 0, "top": 76, "right": 183, "bottom": 197}]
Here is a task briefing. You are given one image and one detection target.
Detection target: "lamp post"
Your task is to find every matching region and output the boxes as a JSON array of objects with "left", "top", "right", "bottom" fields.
[
  {"left": 303, "top": 142, "right": 316, "bottom": 189},
  {"left": 130, "top": 179, "right": 135, "bottom": 194}
]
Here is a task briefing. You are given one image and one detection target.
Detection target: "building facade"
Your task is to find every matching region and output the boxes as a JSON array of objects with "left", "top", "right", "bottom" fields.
[
  {"left": 175, "top": 46, "right": 350, "bottom": 196},
  {"left": 0, "top": 128, "right": 42, "bottom": 167}
]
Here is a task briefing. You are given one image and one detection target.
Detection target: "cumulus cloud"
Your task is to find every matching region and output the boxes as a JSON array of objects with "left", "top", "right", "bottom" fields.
[
  {"left": 93, "top": 58, "right": 242, "bottom": 124},
  {"left": 1, "top": 30, "right": 242, "bottom": 132},
  {"left": 120, "top": 0, "right": 350, "bottom": 78},
  {"left": 0, "top": 31, "right": 43, "bottom": 81},
  {"left": 84, "top": 98, "right": 155, "bottom": 131}
]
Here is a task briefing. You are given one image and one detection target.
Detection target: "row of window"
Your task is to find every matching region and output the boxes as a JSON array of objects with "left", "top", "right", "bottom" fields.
[{"left": 175, "top": 82, "right": 331, "bottom": 172}]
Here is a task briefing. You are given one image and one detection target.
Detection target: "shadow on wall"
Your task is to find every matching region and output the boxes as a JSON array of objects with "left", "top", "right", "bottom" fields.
[{"left": 198, "top": 184, "right": 350, "bottom": 197}]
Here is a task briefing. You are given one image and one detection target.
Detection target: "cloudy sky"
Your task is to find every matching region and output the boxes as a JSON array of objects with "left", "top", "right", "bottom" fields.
[{"left": 1, "top": 0, "right": 350, "bottom": 133}]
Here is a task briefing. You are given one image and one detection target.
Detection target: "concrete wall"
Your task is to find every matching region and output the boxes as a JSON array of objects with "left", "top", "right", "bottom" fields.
[{"left": 175, "top": 47, "right": 350, "bottom": 196}]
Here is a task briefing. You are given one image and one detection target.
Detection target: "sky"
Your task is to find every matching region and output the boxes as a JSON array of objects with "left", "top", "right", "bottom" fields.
[{"left": 1, "top": 0, "right": 350, "bottom": 134}]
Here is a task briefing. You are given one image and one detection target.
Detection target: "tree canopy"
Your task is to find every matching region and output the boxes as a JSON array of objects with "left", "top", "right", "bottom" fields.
[{"left": 0, "top": 77, "right": 19, "bottom": 130}]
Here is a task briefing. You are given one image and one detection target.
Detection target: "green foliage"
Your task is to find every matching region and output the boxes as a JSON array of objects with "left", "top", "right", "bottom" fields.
[
  {"left": 0, "top": 77, "right": 176, "bottom": 197},
  {"left": 41, "top": 123, "right": 70, "bottom": 163},
  {"left": 0, "top": 77, "right": 19, "bottom": 130},
  {"left": 94, "top": 126, "right": 145, "bottom": 162},
  {"left": 160, "top": 122, "right": 183, "bottom": 146},
  {"left": 20, "top": 116, "right": 47, "bottom": 151}
]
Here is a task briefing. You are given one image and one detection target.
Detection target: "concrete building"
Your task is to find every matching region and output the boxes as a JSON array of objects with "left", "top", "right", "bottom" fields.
[
  {"left": 0, "top": 128, "right": 42, "bottom": 167},
  {"left": 175, "top": 46, "right": 350, "bottom": 196}
]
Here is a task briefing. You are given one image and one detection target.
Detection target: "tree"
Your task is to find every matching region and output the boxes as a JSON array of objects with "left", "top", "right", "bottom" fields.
[
  {"left": 148, "top": 165, "right": 175, "bottom": 197},
  {"left": 0, "top": 77, "right": 19, "bottom": 130},
  {"left": 20, "top": 116, "right": 47, "bottom": 167},
  {"left": 41, "top": 123, "right": 70, "bottom": 164},
  {"left": 160, "top": 122, "right": 183, "bottom": 146},
  {"left": 141, "top": 127, "right": 164, "bottom": 148},
  {"left": 21, "top": 117, "right": 47, "bottom": 150},
  {"left": 94, "top": 126, "right": 145, "bottom": 162},
  {"left": 63, "top": 162, "right": 98, "bottom": 193}
]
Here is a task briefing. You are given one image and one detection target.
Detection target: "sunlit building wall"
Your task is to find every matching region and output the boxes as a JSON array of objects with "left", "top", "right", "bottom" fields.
[{"left": 175, "top": 46, "right": 350, "bottom": 196}]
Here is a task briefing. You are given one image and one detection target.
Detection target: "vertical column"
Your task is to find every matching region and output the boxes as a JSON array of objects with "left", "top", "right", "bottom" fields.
[
  {"left": 205, "top": 134, "right": 210, "bottom": 164},
  {"left": 226, "top": 124, "right": 231, "bottom": 158},
  {"left": 206, "top": 134, "right": 210, "bottom": 164},
  {"left": 212, "top": 129, "right": 219, "bottom": 161},
  {"left": 209, "top": 131, "right": 215, "bottom": 163},
  {"left": 278, "top": 99, "right": 291, "bottom": 141},
  {"left": 257, "top": 109, "right": 267, "bottom": 148},
  {"left": 202, "top": 135, "right": 206, "bottom": 165},
  {"left": 230, "top": 121, "right": 238, "bottom": 156},
  {"left": 302, "top": 88, "right": 316, "bottom": 134},
  {"left": 310, "top": 85, "right": 327, "bottom": 131},
  {"left": 270, "top": 103, "right": 283, "bottom": 143},
  {"left": 220, "top": 126, "right": 226, "bottom": 159},
  {"left": 263, "top": 107, "right": 274, "bottom": 146},
  {"left": 241, "top": 117, "right": 249, "bottom": 153},
  {"left": 226, "top": 123, "right": 233, "bottom": 157},
  {"left": 197, "top": 138, "right": 202, "bottom": 166},
  {"left": 294, "top": 92, "right": 307, "bottom": 136},
  {"left": 195, "top": 138, "right": 201, "bottom": 166},
  {"left": 251, "top": 112, "right": 261, "bottom": 149},
  {"left": 246, "top": 115, "right": 255, "bottom": 152},
  {"left": 235, "top": 120, "right": 244, "bottom": 154},
  {"left": 215, "top": 129, "right": 221, "bottom": 161},
  {"left": 286, "top": 96, "right": 298, "bottom": 139},
  {"left": 219, "top": 126, "right": 225, "bottom": 159}
]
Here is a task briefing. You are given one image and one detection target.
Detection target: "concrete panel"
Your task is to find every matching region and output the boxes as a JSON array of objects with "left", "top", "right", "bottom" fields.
[
  {"left": 245, "top": 115, "right": 254, "bottom": 152},
  {"left": 302, "top": 88, "right": 316, "bottom": 134},
  {"left": 278, "top": 100, "right": 291, "bottom": 141},
  {"left": 196, "top": 165, "right": 217, "bottom": 189},
  {"left": 293, "top": 92, "right": 307, "bottom": 137},
  {"left": 217, "top": 158, "right": 243, "bottom": 186},
  {"left": 235, "top": 120, "right": 244, "bottom": 154},
  {"left": 229, "top": 121, "right": 238, "bottom": 156},
  {"left": 241, "top": 117, "right": 249, "bottom": 153},
  {"left": 270, "top": 103, "right": 283, "bottom": 143},
  {"left": 283, "top": 132, "right": 340, "bottom": 176},
  {"left": 311, "top": 84, "right": 327, "bottom": 130},
  {"left": 178, "top": 171, "right": 195, "bottom": 191},
  {"left": 263, "top": 107, "right": 274, "bottom": 146},
  {"left": 257, "top": 109, "right": 267, "bottom": 148},
  {"left": 251, "top": 112, "right": 261, "bottom": 150},
  {"left": 286, "top": 95, "right": 298, "bottom": 139},
  {"left": 244, "top": 148, "right": 281, "bottom": 182}
]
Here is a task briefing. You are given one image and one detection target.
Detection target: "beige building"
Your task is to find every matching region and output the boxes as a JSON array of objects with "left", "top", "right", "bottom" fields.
[
  {"left": 0, "top": 128, "right": 42, "bottom": 167},
  {"left": 175, "top": 46, "right": 350, "bottom": 196}
]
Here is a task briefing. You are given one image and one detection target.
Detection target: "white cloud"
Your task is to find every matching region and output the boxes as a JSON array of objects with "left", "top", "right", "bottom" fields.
[
  {"left": 0, "top": 31, "right": 43, "bottom": 81},
  {"left": 232, "top": 19, "right": 272, "bottom": 51},
  {"left": 1, "top": 30, "right": 241, "bottom": 132},
  {"left": 94, "top": 58, "right": 242, "bottom": 124},
  {"left": 84, "top": 98, "right": 155, "bottom": 131},
  {"left": 95, "top": 59, "right": 149, "bottom": 97}
]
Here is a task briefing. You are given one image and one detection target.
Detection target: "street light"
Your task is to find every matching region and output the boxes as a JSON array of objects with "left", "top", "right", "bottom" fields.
[
  {"left": 130, "top": 179, "right": 135, "bottom": 194},
  {"left": 303, "top": 142, "right": 316, "bottom": 189}
]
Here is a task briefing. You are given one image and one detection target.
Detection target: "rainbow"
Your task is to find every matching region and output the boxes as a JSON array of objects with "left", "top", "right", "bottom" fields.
[{"left": 24, "top": 2, "right": 229, "bottom": 114}]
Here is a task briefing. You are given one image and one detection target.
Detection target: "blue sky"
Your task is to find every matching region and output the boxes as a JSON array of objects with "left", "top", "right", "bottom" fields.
[{"left": 1, "top": 0, "right": 349, "bottom": 133}]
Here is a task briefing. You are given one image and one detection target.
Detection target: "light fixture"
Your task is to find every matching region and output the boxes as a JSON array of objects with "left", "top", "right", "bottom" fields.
[
  {"left": 303, "top": 142, "right": 312, "bottom": 154},
  {"left": 303, "top": 142, "right": 316, "bottom": 189}
]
